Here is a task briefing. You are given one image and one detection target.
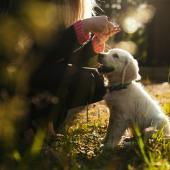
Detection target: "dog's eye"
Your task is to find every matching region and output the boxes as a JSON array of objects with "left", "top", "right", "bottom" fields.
[{"left": 112, "top": 53, "right": 119, "bottom": 59}]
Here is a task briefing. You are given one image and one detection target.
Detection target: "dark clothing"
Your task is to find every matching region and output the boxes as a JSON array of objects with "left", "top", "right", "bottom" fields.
[
  {"left": 27, "top": 25, "right": 106, "bottom": 129},
  {"left": 0, "top": 2, "right": 106, "bottom": 157}
]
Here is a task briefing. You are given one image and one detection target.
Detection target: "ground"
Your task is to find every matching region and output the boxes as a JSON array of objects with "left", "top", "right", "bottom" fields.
[
  {"left": 145, "top": 82, "right": 170, "bottom": 105},
  {"left": 3, "top": 83, "right": 169, "bottom": 170},
  {"left": 48, "top": 82, "right": 170, "bottom": 170}
]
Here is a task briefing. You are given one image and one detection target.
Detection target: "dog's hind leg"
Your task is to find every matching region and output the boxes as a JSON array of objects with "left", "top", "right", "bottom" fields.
[{"left": 153, "top": 115, "right": 170, "bottom": 136}]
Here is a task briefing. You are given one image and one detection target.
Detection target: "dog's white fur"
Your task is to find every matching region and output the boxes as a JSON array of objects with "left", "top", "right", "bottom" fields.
[{"left": 100, "top": 48, "right": 170, "bottom": 148}]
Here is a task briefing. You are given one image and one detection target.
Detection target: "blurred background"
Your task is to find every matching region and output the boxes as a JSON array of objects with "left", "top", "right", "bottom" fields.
[{"left": 96, "top": 0, "right": 170, "bottom": 82}]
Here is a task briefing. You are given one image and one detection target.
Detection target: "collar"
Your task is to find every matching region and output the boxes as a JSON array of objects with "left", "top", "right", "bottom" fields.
[{"left": 107, "top": 82, "right": 131, "bottom": 92}]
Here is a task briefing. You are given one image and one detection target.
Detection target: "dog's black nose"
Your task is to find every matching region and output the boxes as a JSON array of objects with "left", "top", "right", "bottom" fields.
[{"left": 98, "top": 53, "right": 104, "bottom": 63}]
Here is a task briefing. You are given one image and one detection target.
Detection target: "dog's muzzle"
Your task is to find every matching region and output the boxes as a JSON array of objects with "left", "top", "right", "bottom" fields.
[
  {"left": 98, "top": 53, "right": 115, "bottom": 73},
  {"left": 98, "top": 65, "right": 114, "bottom": 73}
]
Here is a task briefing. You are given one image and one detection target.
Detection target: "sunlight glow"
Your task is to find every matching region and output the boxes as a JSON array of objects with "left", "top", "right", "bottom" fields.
[
  {"left": 136, "top": 4, "right": 155, "bottom": 24},
  {"left": 115, "top": 41, "right": 137, "bottom": 55},
  {"left": 122, "top": 3, "right": 155, "bottom": 34},
  {"left": 23, "top": 2, "right": 58, "bottom": 42},
  {"left": 123, "top": 17, "right": 141, "bottom": 34},
  {"left": 6, "top": 65, "right": 16, "bottom": 74}
]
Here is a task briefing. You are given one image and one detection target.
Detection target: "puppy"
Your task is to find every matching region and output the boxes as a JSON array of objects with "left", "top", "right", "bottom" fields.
[{"left": 98, "top": 48, "right": 170, "bottom": 148}]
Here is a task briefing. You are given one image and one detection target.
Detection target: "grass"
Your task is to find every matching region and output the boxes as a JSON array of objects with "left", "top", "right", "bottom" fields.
[
  {"left": 1, "top": 84, "right": 170, "bottom": 170},
  {"left": 44, "top": 96, "right": 170, "bottom": 170},
  {"left": 47, "top": 84, "right": 170, "bottom": 170}
]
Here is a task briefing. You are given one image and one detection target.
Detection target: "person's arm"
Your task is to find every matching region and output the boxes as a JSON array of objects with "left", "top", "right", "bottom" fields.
[
  {"left": 67, "top": 20, "right": 105, "bottom": 66},
  {"left": 68, "top": 37, "right": 104, "bottom": 66},
  {"left": 44, "top": 20, "right": 103, "bottom": 65},
  {"left": 41, "top": 16, "right": 120, "bottom": 65},
  {"left": 69, "top": 18, "right": 120, "bottom": 66}
]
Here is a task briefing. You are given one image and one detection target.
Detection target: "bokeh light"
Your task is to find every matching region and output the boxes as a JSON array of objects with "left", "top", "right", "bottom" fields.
[
  {"left": 115, "top": 41, "right": 137, "bottom": 55},
  {"left": 122, "top": 17, "right": 141, "bottom": 34},
  {"left": 121, "top": 3, "right": 155, "bottom": 34},
  {"left": 22, "top": 1, "right": 59, "bottom": 43}
]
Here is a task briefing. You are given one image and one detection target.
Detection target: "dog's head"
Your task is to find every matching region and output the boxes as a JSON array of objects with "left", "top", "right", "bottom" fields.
[{"left": 98, "top": 48, "right": 141, "bottom": 84}]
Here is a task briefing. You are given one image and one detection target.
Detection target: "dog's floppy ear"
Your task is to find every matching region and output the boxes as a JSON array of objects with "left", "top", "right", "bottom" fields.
[{"left": 123, "top": 58, "right": 141, "bottom": 83}]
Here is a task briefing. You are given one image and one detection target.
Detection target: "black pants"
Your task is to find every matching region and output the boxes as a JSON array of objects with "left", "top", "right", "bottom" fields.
[{"left": 27, "top": 63, "right": 106, "bottom": 130}]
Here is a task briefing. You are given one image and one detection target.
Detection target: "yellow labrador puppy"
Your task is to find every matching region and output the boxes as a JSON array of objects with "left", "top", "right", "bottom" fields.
[{"left": 98, "top": 48, "right": 170, "bottom": 148}]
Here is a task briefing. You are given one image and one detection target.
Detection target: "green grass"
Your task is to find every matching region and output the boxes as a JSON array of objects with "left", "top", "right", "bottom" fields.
[
  {"left": 0, "top": 85, "right": 170, "bottom": 170},
  {"left": 42, "top": 111, "right": 170, "bottom": 170},
  {"left": 1, "top": 110, "right": 170, "bottom": 170}
]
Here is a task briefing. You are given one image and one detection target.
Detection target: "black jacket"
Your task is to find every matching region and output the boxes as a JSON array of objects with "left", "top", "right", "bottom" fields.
[
  {"left": 26, "top": 24, "right": 106, "bottom": 125},
  {"left": 28, "top": 25, "right": 99, "bottom": 94}
]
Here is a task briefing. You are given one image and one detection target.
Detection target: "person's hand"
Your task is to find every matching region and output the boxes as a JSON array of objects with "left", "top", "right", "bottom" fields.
[
  {"left": 94, "top": 22, "right": 121, "bottom": 45},
  {"left": 103, "top": 21, "right": 121, "bottom": 36},
  {"left": 82, "top": 16, "right": 121, "bottom": 35},
  {"left": 83, "top": 16, "right": 109, "bottom": 34}
]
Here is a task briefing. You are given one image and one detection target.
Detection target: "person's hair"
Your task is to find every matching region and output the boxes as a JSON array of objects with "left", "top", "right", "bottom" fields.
[{"left": 54, "top": 0, "right": 96, "bottom": 27}]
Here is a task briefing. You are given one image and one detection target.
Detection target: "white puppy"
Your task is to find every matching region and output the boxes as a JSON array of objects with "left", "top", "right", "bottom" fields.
[{"left": 98, "top": 48, "right": 170, "bottom": 148}]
